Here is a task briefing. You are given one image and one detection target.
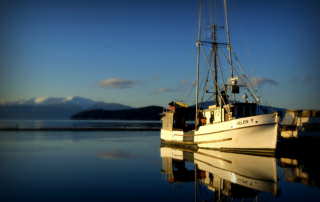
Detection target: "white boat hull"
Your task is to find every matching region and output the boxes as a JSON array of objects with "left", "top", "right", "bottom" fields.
[
  {"left": 161, "top": 113, "right": 279, "bottom": 154},
  {"left": 195, "top": 113, "right": 278, "bottom": 153},
  {"left": 161, "top": 129, "right": 186, "bottom": 142}
]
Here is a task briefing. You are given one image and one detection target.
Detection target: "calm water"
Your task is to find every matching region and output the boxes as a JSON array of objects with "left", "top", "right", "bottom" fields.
[
  {"left": 0, "top": 131, "right": 320, "bottom": 202},
  {"left": 0, "top": 120, "right": 161, "bottom": 129}
]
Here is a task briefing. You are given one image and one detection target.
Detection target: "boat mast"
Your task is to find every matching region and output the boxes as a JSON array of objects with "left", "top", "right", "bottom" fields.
[
  {"left": 195, "top": 0, "right": 203, "bottom": 129},
  {"left": 223, "top": 0, "right": 233, "bottom": 77},
  {"left": 212, "top": 24, "right": 219, "bottom": 106}
]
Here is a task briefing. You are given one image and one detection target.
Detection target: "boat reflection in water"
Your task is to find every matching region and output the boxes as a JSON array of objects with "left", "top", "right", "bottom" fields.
[
  {"left": 160, "top": 146, "right": 278, "bottom": 201},
  {"left": 279, "top": 156, "right": 320, "bottom": 188},
  {"left": 161, "top": 147, "right": 195, "bottom": 184}
]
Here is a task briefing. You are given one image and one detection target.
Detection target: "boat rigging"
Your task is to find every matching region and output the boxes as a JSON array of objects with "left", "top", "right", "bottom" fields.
[{"left": 160, "top": 0, "right": 279, "bottom": 155}]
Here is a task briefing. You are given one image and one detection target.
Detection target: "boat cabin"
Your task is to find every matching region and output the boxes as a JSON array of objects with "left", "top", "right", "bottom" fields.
[
  {"left": 162, "top": 101, "right": 259, "bottom": 130},
  {"left": 200, "top": 103, "right": 258, "bottom": 125},
  {"left": 161, "top": 101, "right": 189, "bottom": 131}
]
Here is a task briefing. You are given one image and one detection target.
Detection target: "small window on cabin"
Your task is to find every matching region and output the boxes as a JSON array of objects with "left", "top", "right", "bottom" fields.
[
  {"left": 245, "top": 106, "right": 249, "bottom": 117},
  {"left": 241, "top": 107, "right": 245, "bottom": 117},
  {"left": 210, "top": 112, "right": 214, "bottom": 123},
  {"left": 239, "top": 107, "right": 243, "bottom": 117}
]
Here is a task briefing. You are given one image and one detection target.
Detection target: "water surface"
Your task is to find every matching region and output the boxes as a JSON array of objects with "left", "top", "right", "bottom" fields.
[
  {"left": 0, "top": 120, "right": 161, "bottom": 129},
  {"left": 0, "top": 131, "right": 319, "bottom": 201}
]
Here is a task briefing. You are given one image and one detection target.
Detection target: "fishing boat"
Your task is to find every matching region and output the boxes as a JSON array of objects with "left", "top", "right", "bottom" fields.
[{"left": 161, "top": 0, "right": 279, "bottom": 154}]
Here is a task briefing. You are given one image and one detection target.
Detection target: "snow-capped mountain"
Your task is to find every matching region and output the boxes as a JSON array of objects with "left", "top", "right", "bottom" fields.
[
  {"left": 3, "top": 96, "right": 95, "bottom": 107},
  {"left": 0, "top": 96, "right": 132, "bottom": 120}
]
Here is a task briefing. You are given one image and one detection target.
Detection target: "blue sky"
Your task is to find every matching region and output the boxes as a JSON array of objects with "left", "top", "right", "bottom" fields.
[{"left": 0, "top": 0, "right": 319, "bottom": 109}]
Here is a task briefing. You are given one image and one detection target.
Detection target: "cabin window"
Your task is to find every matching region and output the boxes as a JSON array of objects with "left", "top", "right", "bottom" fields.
[
  {"left": 209, "top": 173, "right": 214, "bottom": 184},
  {"left": 210, "top": 112, "right": 214, "bottom": 123},
  {"left": 246, "top": 106, "right": 250, "bottom": 116}
]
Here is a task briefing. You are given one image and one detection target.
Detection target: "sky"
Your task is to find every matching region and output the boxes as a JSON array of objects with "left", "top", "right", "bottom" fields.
[{"left": 0, "top": 0, "right": 319, "bottom": 109}]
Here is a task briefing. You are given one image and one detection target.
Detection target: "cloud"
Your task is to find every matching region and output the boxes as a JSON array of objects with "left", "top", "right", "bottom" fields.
[
  {"left": 150, "top": 74, "right": 161, "bottom": 81},
  {"left": 152, "top": 79, "right": 196, "bottom": 95},
  {"left": 251, "top": 77, "right": 279, "bottom": 87},
  {"left": 180, "top": 79, "right": 196, "bottom": 86},
  {"left": 239, "top": 75, "right": 278, "bottom": 88},
  {"left": 180, "top": 80, "right": 189, "bottom": 85},
  {"left": 153, "top": 88, "right": 177, "bottom": 94},
  {"left": 99, "top": 78, "right": 137, "bottom": 89},
  {"left": 301, "top": 74, "right": 319, "bottom": 84}
]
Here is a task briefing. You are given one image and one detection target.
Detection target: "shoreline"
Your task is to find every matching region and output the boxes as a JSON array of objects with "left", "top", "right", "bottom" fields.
[{"left": 0, "top": 127, "right": 161, "bottom": 131}]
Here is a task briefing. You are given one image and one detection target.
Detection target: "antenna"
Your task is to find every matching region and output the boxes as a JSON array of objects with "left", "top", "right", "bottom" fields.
[
  {"left": 195, "top": 0, "right": 203, "bottom": 129},
  {"left": 223, "top": 0, "right": 233, "bottom": 77},
  {"left": 212, "top": 24, "right": 219, "bottom": 106}
]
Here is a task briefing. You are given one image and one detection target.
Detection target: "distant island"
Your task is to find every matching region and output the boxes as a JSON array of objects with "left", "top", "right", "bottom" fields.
[
  {"left": 71, "top": 106, "right": 164, "bottom": 120},
  {"left": 71, "top": 105, "right": 197, "bottom": 121}
]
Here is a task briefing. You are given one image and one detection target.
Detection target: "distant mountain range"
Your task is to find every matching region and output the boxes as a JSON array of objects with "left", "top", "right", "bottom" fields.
[
  {"left": 0, "top": 96, "right": 132, "bottom": 120},
  {"left": 1, "top": 96, "right": 283, "bottom": 121}
]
